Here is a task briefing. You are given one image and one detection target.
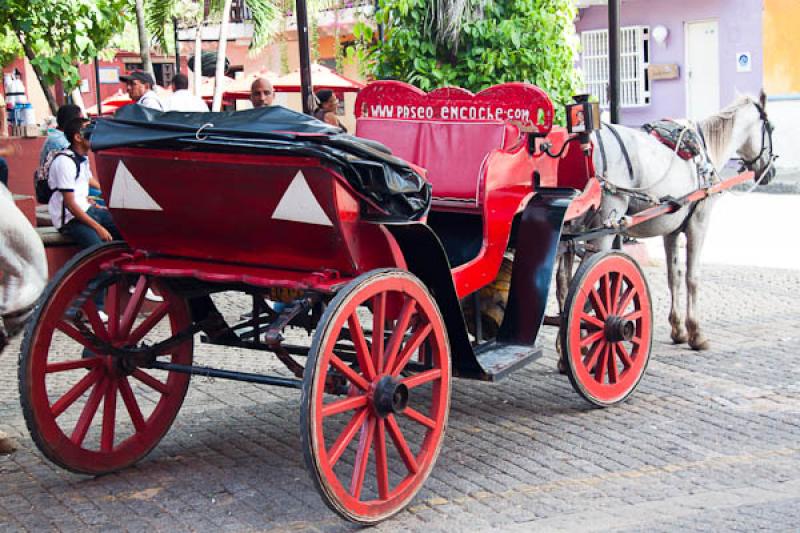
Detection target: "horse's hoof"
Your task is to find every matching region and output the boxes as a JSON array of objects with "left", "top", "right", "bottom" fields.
[
  {"left": 557, "top": 357, "right": 568, "bottom": 375},
  {"left": 671, "top": 333, "right": 688, "bottom": 345},
  {"left": 0, "top": 431, "right": 17, "bottom": 455},
  {"left": 689, "top": 338, "right": 710, "bottom": 351}
]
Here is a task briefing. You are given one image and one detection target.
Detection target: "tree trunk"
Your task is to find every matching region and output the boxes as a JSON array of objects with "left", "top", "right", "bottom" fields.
[
  {"left": 193, "top": 23, "right": 203, "bottom": 96},
  {"left": 211, "top": 0, "right": 233, "bottom": 112},
  {"left": 15, "top": 32, "right": 58, "bottom": 115},
  {"left": 134, "top": 0, "right": 155, "bottom": 79}
]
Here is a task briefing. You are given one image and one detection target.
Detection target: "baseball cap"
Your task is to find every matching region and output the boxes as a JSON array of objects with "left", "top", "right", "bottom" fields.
[{"left": 120, "top": 70, "right": 155, "bottom": 86}]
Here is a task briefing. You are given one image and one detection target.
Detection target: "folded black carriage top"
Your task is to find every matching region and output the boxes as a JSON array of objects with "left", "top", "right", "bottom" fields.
[{"left": 91, "top": 104, "right": 431, "bottom": 222}]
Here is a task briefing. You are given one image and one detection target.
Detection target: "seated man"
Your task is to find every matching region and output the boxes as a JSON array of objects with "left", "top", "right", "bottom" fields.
[
  {"left": 250, "top": 77, "right": 274, "bottom": 108},
  {"left": 40, "top": 104, "right": 104, "bottom": 206},
  {"left": 47, "top": 117, "right": 121, "bottom": 248}
]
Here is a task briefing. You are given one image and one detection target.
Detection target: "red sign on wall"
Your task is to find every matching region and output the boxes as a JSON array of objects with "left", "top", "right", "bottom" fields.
[{"left": 355, "top": 81, "right": 554, "bottom": 135}]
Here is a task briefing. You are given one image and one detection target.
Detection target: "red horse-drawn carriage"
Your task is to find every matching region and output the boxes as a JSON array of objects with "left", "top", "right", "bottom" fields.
[{"left": 18, "top": 81, "right": 655, "bottom": 523}]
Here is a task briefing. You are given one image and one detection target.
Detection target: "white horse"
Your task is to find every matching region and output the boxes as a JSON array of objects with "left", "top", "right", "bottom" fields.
[
  {"left": 557, "top": 93, "right": 776, "bottom": 357},
  {"left": 0, "top": 184, "right": 47, "bottom": 352}
]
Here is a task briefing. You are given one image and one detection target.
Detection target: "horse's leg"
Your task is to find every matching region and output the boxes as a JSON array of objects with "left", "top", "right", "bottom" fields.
[
  {"left": 685, "top": 200, "right": 712, "bottom": 351},
  {"left": 555, "top": 250, "right": 575, "bottom": 373},
  {"left": 663, "top": 231, "right": 687, "bottom": 344}
]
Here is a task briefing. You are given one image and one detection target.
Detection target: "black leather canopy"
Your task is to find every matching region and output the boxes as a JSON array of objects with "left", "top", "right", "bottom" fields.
[{"left": 91, "top": 105, "right": 431, "bottom": 221}]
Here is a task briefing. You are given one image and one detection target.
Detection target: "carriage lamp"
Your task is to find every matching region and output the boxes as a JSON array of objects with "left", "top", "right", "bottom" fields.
[{"left": 566, "top": 95, "right": 601, "bottom": 136}]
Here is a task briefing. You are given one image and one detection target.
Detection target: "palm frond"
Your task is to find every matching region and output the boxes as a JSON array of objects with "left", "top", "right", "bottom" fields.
[
  {"left": 427, "top": 0, "right": 489, "bottom": 53},
  {"left": 145, "top": 0, "right": 178, "bottom": 51},
  {"left": 246, "top": 0, "right": 282, "bottom": 51}
]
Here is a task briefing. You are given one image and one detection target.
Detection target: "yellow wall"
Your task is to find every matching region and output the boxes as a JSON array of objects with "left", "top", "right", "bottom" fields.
[{"left": 764, "top": 0, "right": 800, "bottom": 94}]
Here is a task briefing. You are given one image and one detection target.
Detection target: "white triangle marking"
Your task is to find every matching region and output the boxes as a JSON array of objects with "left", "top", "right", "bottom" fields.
[
  {"left": 272, "top": 171, "right": 333, "bottom": 227},
  {"left": 109, "top": 161, "right": 163, "bottom": 211}
]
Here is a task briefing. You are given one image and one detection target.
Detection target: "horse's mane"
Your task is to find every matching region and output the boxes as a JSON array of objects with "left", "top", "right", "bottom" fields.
[{"left": 698, "top": 96, "right": 756, "bottom": 166}]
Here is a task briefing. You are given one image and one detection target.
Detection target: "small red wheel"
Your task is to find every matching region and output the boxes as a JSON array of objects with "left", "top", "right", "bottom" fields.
[
  {"left": 19, "top": 242, "right": 192, "bottom": 475},
  {"left": 301, "top": 270, "right": 450, "bottom": 524},
  {"left": 561, "top": 251, "right": 652, "bottom": 406}
]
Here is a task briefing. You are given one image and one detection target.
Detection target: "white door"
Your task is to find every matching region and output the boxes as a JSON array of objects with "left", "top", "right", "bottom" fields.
[{"left": 686, "top": 20, "right": 720, "bottom": 119}]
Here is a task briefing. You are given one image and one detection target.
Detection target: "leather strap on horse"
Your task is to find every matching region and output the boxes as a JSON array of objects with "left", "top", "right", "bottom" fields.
[{"left": 603, "top": 123, "right": 635, "bottom": 183}]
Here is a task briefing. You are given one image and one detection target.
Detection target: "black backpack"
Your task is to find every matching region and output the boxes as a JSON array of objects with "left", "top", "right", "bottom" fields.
[{"left": 34, "top": 150, "right": 80, "bottom": 204}]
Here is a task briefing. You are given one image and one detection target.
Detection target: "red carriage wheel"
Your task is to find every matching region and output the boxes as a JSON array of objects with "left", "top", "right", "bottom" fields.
[
  {"left": 301, "top": 270, "right": 451, "bottom": 524},
  {"left": 19, "top": 242, "right": 193, "bottom": 475},
  {"left": 561, "top": 251, "right": 652, "bottom": 407}
]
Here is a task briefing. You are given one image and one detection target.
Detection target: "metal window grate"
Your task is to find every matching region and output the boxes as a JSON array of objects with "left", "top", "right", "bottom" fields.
[{"left": 581, "top": 26, "right": 651, "bottom": 108}]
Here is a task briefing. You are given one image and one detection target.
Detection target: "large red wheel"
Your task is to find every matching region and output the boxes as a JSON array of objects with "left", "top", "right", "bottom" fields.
[
  {"left": 19, "top": 242, "right": 193, "bottom": 475},
  {"left": 561, "top": 251, "right": 652, "bottom": 407},
  {"left": 301, "top": 270, "right": 451, "bottom": 524}
]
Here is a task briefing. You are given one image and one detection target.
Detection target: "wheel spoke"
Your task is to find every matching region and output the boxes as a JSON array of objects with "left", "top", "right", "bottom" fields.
[
  {"left": 401, "top": 368, "right": 441, "bottom": 390},
  {"left": 327, "top": 408, "right": 368, "bottom": 468},
  {"left": 387, "top": 414, "right": 419, "bottom": 474},
  {"left": 372, "top": 293, "right": 386, "bottom": 372},
  {"left": 609, "top": 273, "right": 622, "bottom": 315},
  {"left": 607, "top": 344, "right": 619, "bottom": 384},
  {"left": 70, "top": 377, "right": 107, "bottom": 447},
  {"left": 594, "top": 344, "right": 609, "bottom": 383},
  {"left": 383, "top": 299, "right": 417, "bottom": 376},
  {"left": 55, "top": 321, "right": 93, "bottom": 350},
  {"left": 347, "top": 314, "right": 376, "bottom": 381},
  {"left": 132, "top": 369, "right": 170, "bottom": 395},
  {"left": 375, "top": 418, "right": 390, "bottom": 500},
  {"left": 119, "top": 276, "right": 148, "bottom": 339},
  {"left": 403, "top": 406, "right": 436, "bottom": 430},
  {"left": 583, "top": 339, "right": 605, "bottom": 371},
  {"left": 118, "top": 377, "right": 146, "bottom": 432},
  {"left": 617, "top": 342, "right": 634, "bottom": 369},
  {"left": 617, "top": 284, "right": 636, "bottom": 315},
  {"left": 51, "top": 369, "right": 100, "bottom": 418},
  {"left": 624, "top": 310, "right": 643, "bottom": 322},
  {"left": 350, "top": 416, "right": 376, "bottom": 500},
  {"left": 329, "top": 354, "right": 369, "bottom": 391},
  {"left": 321, "top": 394, "right": 368, "bottom": 418},
  {"left": 82, "top": 300, "right": 109, "bottom": 342},
  {"left": 580, "top": 312, "right": 605, "bottom": 330},
  {"left": 390, "top": 323, "right": 433, "bottom": 377},
  {"left": 128, "top": 302, "right": 170, "bottom": 345},
  {"left": 580, "top": 329, "right": 605, "bottom": 349},
  {"left": 46, "top": 358, "right": 102, "bottom": 374},
  {"left": 589, "top": 287, "right": 608, "bottom": 319},
  {"left": 602, "top": 275, "right": 612, "bottom": 315},
  {"left": 106, "top": 283, "right": 121, "bottom": 340},
  {"left": 101, "top": 379, "right": 117, "bottom": 452}
]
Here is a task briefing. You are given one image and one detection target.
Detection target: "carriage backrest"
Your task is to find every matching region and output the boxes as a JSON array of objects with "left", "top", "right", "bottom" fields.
[{"left": 355, "top": 81, "right": 554, "bottom": 209}]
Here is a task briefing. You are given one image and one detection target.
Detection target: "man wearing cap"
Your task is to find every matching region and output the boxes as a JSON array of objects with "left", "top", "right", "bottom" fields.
[
  {"left": 249, "top": 77, "right": 274, "bottom": 108},
  {"left": 121, "top": 70, "right": 165, "bottom": 111}
]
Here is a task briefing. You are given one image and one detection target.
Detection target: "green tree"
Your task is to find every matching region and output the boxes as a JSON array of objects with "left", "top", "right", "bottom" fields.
[
  {"left": 358, "top": 0, "right": 581, "bottom": 122},
  {"left": 0, "top": 0, "right": 129, "bottom": 114}
]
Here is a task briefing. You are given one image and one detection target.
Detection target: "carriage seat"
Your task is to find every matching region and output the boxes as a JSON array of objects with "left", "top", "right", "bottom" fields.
[{"left": 356, "top": 118, "right": 519, "bottom": 210}]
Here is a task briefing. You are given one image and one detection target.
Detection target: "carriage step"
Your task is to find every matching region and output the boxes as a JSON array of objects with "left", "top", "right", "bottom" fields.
[{"left": 474, "top": 342, "right": 542, "bottom": 382}]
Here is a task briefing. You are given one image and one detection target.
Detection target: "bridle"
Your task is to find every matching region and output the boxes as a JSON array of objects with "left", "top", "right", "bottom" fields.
[{"left": 738, "top": 102, "right": 776, "bottom": 175}]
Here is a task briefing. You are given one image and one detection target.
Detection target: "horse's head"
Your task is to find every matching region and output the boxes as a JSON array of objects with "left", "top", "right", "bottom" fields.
[{"left": 737, "top": 91, "right": 777, "bottom": 185}]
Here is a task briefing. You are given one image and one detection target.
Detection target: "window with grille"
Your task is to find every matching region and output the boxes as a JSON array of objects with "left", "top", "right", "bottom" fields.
[{"left": 581, "top": 26, "right": 650, "bottom": 108}]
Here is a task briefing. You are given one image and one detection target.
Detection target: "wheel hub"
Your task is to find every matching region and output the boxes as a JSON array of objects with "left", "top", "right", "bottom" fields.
[
  {"left": 604, "top": 316, "right": 635, "bottom": 343},
  {"left": 373, "top": 376, "right": 409, "bottom": 417}
]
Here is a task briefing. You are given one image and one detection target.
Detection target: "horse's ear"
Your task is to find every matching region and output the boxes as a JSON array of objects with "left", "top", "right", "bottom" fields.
[{"left": 760, "top": 90, "right": 767, "bottom": 109}]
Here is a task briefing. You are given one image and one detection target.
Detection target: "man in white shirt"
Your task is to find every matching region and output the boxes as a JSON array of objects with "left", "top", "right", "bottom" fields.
[
  {"left": 168, "top": 73, "right": 209, "bottom": 112},
  {"left": 48, "top": 118, "right": 121, "bottom": 248},
  {"left": 121, "top": 70, "right": 165, "bottom": 111}
]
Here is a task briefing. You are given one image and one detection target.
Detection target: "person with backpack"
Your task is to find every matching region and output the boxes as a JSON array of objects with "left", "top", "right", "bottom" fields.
[
  {"left": 47, "top": 117, "right": 121, "bottom": 247},
  {"left": 39, "top": 104, "right": 104, "bottom": 206}
]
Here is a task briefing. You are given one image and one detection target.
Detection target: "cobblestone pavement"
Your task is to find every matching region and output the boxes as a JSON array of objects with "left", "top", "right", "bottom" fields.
[{"left": 1, "top": 263, "right": 799, "bottom": 532}]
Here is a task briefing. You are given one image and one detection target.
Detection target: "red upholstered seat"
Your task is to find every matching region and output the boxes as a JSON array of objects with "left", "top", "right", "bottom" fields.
[{"left": 356, "top": 118, "right": 517, "bottom": 208}]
